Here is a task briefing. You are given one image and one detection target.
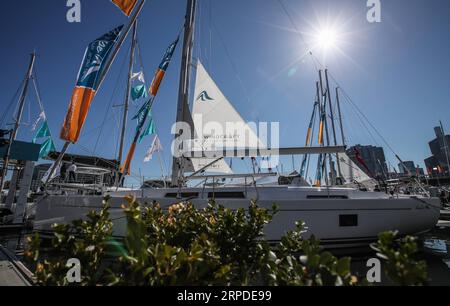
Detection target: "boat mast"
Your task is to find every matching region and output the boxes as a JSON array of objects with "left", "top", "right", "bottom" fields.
[
  {"left": 324, "top": 69, "right": 342, "bottom": 182},
  {"left": 118, "top": 20, "right": 138, "bottom": 171},
  {"left": 0, "top": 53, "right": 36, "bottom": 194},
  {"left": 171, "top": 0, "right": 197, "bottom": 186},
  {"left": 318, "top": 70, "right": 333, "bottom": 185},
  {"left": 335, "top": 87, "right": 346, "bottom": 146}
]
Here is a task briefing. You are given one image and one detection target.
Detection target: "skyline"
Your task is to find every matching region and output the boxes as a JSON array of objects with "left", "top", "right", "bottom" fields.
[{"left": 0, "top": 0, "right": 449, "bottom": 185}]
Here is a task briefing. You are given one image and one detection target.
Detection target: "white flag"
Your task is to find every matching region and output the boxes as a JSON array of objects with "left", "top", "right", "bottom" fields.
[
  {"left": 31, "top": 111, "right": 46, "bottom": 131},
  {"left": 131, "top": 71, "right": 145, "bottom": 83},
  {"left": 41, "top": 162, "right": 61, "bottom": 183},
  {"left": 144, "top": 135, "right": 162, "bottom": 162}
]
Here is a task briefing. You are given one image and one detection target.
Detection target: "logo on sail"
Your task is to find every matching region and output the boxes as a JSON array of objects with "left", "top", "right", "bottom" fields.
[{"left": 197, "top": 90, "right": 214, "bottom": 102}]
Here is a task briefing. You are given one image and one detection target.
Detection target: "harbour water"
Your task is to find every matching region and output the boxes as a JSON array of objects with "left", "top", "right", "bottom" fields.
[{"left": 1, "top": 212, "right": 450, "bottom": 286}]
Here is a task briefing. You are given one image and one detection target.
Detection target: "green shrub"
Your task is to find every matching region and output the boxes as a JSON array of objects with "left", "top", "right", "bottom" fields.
[
  {"left": 25, "top": 196, "right": 426, "bottom": 286},
  {"left": 372, "top": 231, "right": 428, "bottom": 286}
]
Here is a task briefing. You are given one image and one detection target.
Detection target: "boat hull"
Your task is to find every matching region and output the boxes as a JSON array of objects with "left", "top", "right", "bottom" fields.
[{"left": 34, "top": 187, "right": 441, "bottom": 249}]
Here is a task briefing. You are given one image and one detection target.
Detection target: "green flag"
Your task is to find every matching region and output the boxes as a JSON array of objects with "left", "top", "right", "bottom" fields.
[
  {"left": 138, "top": 118, "right": 156, "bottom": 144},
  {"left": 131, "top": 84, "right": 148, "bottom": 101},
  {"left": 39, "top": 138, "right": 56, "bottom": 159},
  {"left": 33, "top": 121, "right": 51, "bottom": 143}
]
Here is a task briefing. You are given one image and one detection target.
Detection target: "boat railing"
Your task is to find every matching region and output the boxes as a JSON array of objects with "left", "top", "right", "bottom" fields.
[{"left": 190, "top": 173, "right": 277, "bottom": 200}]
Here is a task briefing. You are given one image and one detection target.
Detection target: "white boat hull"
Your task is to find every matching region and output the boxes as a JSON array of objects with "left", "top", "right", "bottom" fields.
[{"left": 34, "top": 186, "right": 441, "bottom": 249}]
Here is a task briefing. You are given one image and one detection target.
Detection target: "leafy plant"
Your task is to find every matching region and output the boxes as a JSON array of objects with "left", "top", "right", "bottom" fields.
[
  {"left": 25, "top": 197, "right": 113, "bottom": 286},
  {"left": 372, "top": 231, "right": 428, "bottom": 286},
  {"left": 25, "top": 196, "right": 427, "bottom": 286}
]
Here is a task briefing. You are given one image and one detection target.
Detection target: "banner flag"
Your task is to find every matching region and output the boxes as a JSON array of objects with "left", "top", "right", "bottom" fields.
[{"left": 60, "top": 25, "right": 123, "bottom": 143}]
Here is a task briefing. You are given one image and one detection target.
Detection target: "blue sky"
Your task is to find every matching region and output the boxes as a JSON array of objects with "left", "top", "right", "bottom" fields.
[{"left": 1, "top": 0, "right": 449, "bottom": 185}]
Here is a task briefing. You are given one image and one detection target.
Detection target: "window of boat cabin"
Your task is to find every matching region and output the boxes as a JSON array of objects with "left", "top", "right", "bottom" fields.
[
  {"left": 339, "top": 214, "right": 358, "bottom": 227},
  {"left": 164, "top": 192, "right": 199, "bottom": 198},
  {"left": 306, "top": 195, "right": 348, "bottom": 199},
  {"left": 208, "top": 192, "right": 246, "bottom": 199}
]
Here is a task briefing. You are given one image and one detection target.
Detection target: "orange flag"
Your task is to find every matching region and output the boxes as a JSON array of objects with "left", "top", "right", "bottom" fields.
[
  {"left": 111, "top": 0, "right": 138, "bottom": 16},
  {"left": 61, "top": 26, "right": 123, "bottom": 143},
  {"left": 120, "top": 142, "right": 137, "bottom": 175}
]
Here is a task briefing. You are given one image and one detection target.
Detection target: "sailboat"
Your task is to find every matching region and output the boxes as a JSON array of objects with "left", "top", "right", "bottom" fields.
[{"left": 34, "top": 0, "right": 440, "bottom": 249}]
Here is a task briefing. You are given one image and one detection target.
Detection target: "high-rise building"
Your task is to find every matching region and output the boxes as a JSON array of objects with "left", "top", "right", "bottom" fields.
[
  {"left": 398, "top": 161, "right": 416, "bottom": 175},
  {"left": 397, "top": 161, "right": 425, "bottom": 177},
  {"left": 346, "top": 145, "right": 388, "bottom": 179},
  {"left": 424, "top": 126, "right": 450, "bottom": 177}
]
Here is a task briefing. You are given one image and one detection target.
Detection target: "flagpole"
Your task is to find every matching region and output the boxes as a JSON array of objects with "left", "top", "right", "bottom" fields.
[
  {"left": 44, "top": 0, "right": 146, "bottom": 187},
  {"left": 118, "top": 20, "right": 138, "bottom": 177},
  {"left": 0, "top": 53, "right": 36, "bottom": 194},
  {"left": 97, "top": 0, "right": 146, "bottom": 92}
]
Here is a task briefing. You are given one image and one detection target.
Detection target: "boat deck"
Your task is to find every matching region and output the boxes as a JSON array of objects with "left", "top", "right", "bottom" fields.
[{"left": 0, "top": 245, "right": 34, "bottom": 286}]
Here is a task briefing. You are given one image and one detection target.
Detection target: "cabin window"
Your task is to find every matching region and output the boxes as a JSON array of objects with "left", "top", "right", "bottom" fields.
[
  {"left": 339, "top": 215, "right": 358, "bottom": 227},
  {"left": 307, "top": 195, "right": 348, "bottom": 199},
  {"left": 164, "top": 192, "right": 199, "bottom": 198},
  {"left": 208, "top": 192, "right": 246, "bottom": 199}
]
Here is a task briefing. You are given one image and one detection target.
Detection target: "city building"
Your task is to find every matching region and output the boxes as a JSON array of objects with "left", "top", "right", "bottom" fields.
[
  {"left": 398, "top": 161, "right": 416, "bottom": 175},
  {"left": 424, "top": 126, "right": 450, "bottom": 177},
  {"left": 397, "top": 161, "right": 424, "bottom": 176},
  {"left": 346, "top": 145, "right": 388, "bottom": 179}
]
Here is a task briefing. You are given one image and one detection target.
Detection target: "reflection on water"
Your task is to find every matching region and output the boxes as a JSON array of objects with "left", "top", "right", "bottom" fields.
[{"left": 424, "top": 239, "right": 448, "bottom": 255}]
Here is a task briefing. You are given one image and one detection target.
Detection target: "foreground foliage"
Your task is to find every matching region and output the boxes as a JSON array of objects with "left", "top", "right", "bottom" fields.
[
  {"left": 371, "top": 231, "right": 428, "bottom": 286},
  {"left": 25, "top": 196, "right": 427, "bottom": 286}
]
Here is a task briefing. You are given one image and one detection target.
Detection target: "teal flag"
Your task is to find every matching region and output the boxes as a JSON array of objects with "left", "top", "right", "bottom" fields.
[
  {"left": 33, "top": 121, "right": 51, "bottom": 143},
  {"left": 131, "top": 84, "right": 148, "bottom": 101},
  {"left": 138, "top": 118, "right": 156, "bottom": 144},
  {"left": 133, "top": 101, "right": 151, "bottom": 129},
  {"left": 39, "top": 138, "right": 56, "bottom": 159}
]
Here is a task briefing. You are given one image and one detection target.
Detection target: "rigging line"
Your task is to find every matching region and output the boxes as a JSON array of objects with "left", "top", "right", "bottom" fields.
[
  {"left": 196, "top": 0, "right": 202, "bottom": 61},
  {"left": 343, "top": 94, "right": 379, "bottom": 147},
  {"left": 31, "top": 67, "right": 45, "bottom": 113},
  {"left": 276, "top": 0, "right": 319, "bottom": 73},
  {"left": 76, "top": 144, "right": 121, "bottom": 169},
  {"left": 30, "top": 74, "right": 57, "bottom": 141},
  {"left": 208, "top": 0, "right": 212, "bottom": 72},
  {"left": 278, "top": 0, "right": 385, "bottom": 148},
  {"left": 78, "top": 113, "right": 118, "bottom": 138},
  {"left": 76, "top": 143, "right": 142, "bottom": 182},
  {"left": 2, "top": 78, "right": 26, "bottom": 127},
  {"left": 211, "top": 21, "right": 253, "bottom": 106},
  {"left": 31, "top": 78, "right": 45, "bottom": 114},
  {"left": 308, "top": 60, "right": 399, "bottom": 157},
  {"left": 92, "top": 44, "right": 131, "bottom": 155},
  {"left": 27, "top": 95, "right": 31, "bottom": 125},
  {"left": 277, "top": 0, "right": 390, "bottom": 152},
  {"left": 340, "top": 102, "right": 354, "bottom": 145},
  {"left": 0, "top": 79, "right": 25, "bottom": 126},
  {"left": 338, "top": 86, "right": 397, "bottom": 153},
  {"left": 136, "top": 39, "right": 148, "bottom": 87},
  {"left": 305, "top": 100, "right": 318, "bottom": 178},
  {"left": 112, "top": 107, "right": 121, "bottom": 158}
]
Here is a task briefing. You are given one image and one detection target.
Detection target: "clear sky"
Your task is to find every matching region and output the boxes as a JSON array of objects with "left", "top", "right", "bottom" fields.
[{"left": 1, "top": 0, "right": 449, "bottom": 185}]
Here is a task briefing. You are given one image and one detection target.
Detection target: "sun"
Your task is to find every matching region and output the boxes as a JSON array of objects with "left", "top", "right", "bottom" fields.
[{"left": 315, "top": 27, "right": 339, "bottom": 50}]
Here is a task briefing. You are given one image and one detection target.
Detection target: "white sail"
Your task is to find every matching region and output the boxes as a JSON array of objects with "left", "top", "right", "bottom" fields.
[
  {"left": 192, "top": 61, "right": 264, "bottom": 150},
  {"left": 339, "top": 153, "right": 372, "bottom": 183},
  {"left": 187, "top": 61, "right": 265, "bottom": 174}
]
